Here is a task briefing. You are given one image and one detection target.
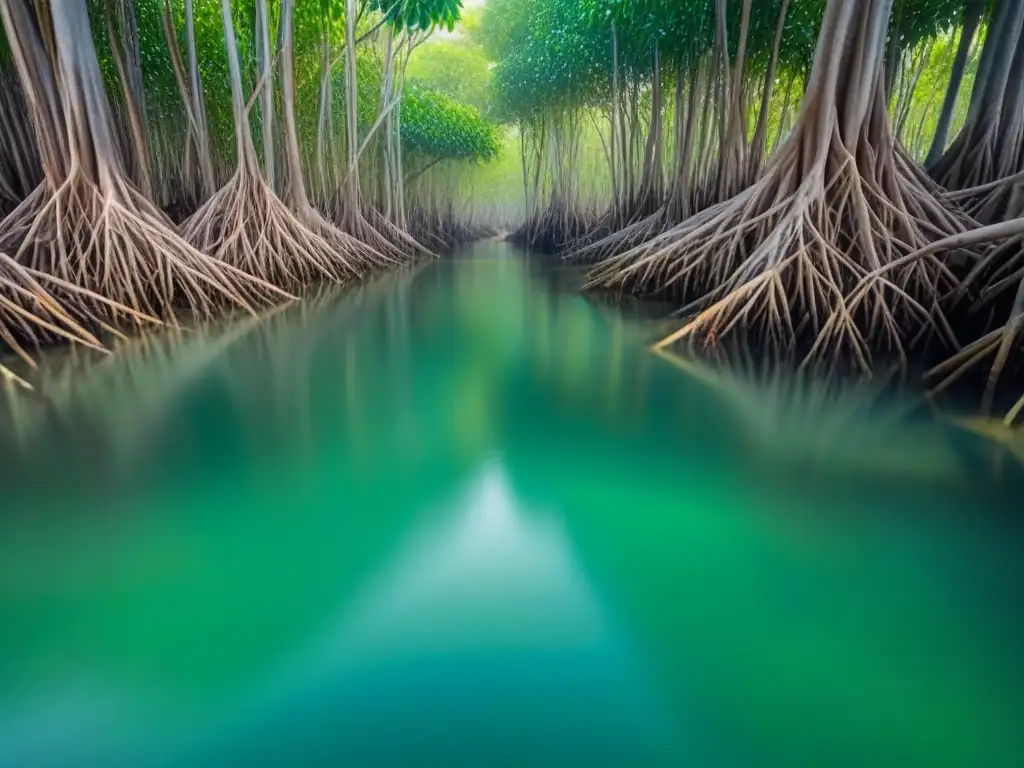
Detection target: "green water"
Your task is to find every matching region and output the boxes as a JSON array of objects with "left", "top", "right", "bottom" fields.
[{"left": 0, "top": 241, "right": 1022, "bottom": 767}]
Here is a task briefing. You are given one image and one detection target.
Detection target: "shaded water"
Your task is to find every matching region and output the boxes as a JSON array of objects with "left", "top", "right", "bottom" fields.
[{"left": 0, "top": 241, "right": 1022, "bottom": 766}]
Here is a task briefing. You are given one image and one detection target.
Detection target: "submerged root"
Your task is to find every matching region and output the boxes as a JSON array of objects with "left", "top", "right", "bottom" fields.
[
  {"left": 0, "top": 172, "right": 285, "bottom": 323},
  {"left": 929, "top": 319, "right": 1024, "bottom": 423},
  {"left": 183, "top": 169, "right": 366, "bottom": 291},
  {"left": 0, "top": 248, "right": 144, "bottom": 387},
  {"left": 587, "top": 137, "right": 972, "bottom": 374},
  {"left": 405, "top": 205, "right": 494, "bottom": 251},
  {"left": 510, "top": 201, "right": 594, "bottom": 254}
]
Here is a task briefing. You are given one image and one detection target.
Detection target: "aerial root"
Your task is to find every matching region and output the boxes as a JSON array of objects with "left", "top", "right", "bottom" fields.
[
  {"left": 587, "top": 137, "right": 971, "bottom": 372},
  {"left": 568, "top": 208, "right": 670, "bottom": 265},
  {"left": 360, "top": 206, "right": 432, "bottom": 262},
  {"left": 0, "top": 251, "right": 108, "bottom": 363},
  {"left": 0, "top": 171, "right": 287, "bottom": 324},
  {"left": 0, "top": 246, "right": 157, "bottom": 391},
  {"left": 510, "top": 202, "right": 594, "bottom": 254},
  {"left": 928, "top": 314, "right": 1023, "bottom": 422},
  {"left": 929, "top": 225, "right": 1024, "bottom": 423},
  {"left": 297, "top": 204, "right": 392, "bottom": 278},
  {"left": 183, "top": 169, "right": 363, "bottom": 291}
]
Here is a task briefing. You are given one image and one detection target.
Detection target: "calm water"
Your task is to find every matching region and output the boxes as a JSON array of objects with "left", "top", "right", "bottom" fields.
[{"left": 0, "top": 241, "right": 1022, "bottom": 766}]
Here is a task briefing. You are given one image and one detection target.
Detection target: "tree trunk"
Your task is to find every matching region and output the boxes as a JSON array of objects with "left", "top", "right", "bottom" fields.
[
  {"left": 380, "top": 29, "right": 396, "bottom": 221},
  {"left": 343, "top": 0, "right": 360, "bottom": 229},
  {"left": 316, "top": 27, "right": 334, "bottom": 206},
  {"left": 255, "top": 0, "right": 276, "bottom": 191},
  {"left": 933, "top": 1, "right": 1024, "bottom": 190},
  {"left": 281, "top": 0, "right": 309, "bottom": 212},
  {"left": 925, "top": 1, "right": 983, "bottom": 167},
  {"left": 184, "top": 0, "right": 216, "bottom": 197},
  {"left": 106, "top": 2, "right": 152, "bottom": 199},
  {"left": 749, "top": 0, "right": 791, "bottom": 182},
  {"left": 221, "top": 0, "right": 259, "bottom": 171},
  {"left": 610, "top": 20, "right": 620, "bottom": 220},
  {"left": 637, "top": 43, "right": 663, "bottom": 215}
]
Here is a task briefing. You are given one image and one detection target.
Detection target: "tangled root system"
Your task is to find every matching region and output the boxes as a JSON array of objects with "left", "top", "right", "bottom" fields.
[
  {"left": 589, "top": 134, "right": 972, "bottom": 374},
  {"left": 183, "top": 168, "right": 370, "bottom": 291},
  {"left": 0, "top": 171, "right": 285, "bottom": 324},
  {"left": 0, "top": 249, "right": 132, "bottom": 387}
]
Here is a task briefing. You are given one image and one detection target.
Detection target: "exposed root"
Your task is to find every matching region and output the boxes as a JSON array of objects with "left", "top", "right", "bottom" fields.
[
  {"left": 569, "top": 207, "right": 670, "bottom": 265},
  {"left": 0, "top": 0, "right": 284, "bottom": 326},
  {"left": 336, "top": 201, "right": 431, "bottom": 263},
  {"left": 947, "top": 173, "right": 1024, "bottom": 225},
  {"left": 0, "top": 247, "right": 154, "bottom": 389},
  {"left": 509, "top": 201, "right": 594, "bottom": 254},
  {"left": 182, "top": 169, "right": 365, "bottom": 290},
  {"left": 923, "top": 218, "right": 1024, "bottom": 422},
  {"left": 929, "top": 320, "right": 1022, "bottom": 419},
  {"left": 0, "top": 171, "right": 282, "bottom": 324},
  {"left": 588, "top": 135, "right": 972, "bottom": 374},
  {"left": 299, "top": 203, "right": 394, "bottom": 277},
  {"left": 405, "top": 204, "right": 495, "bottom": 251},
  {"left": 587, "top": 0, "right": 975, "bottom": 374},
  {"left": 1, "top": 252, "right": 104, "bottom": 359}
]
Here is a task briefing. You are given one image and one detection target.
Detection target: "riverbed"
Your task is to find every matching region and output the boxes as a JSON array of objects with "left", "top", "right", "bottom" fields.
[{"left": 0, "top": 241, "right": 1022, "bottom": 766}]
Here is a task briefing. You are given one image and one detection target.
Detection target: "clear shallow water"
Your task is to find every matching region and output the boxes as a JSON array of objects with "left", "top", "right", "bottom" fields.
[{"left": 0, "top": 240, "right": 1022, "bottom": 767}]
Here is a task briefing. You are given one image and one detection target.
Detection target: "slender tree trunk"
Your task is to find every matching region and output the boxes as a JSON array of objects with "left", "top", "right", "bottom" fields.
[
  {"left": 637, "top": 43, "right": 663, "bottom": 214},
  {"left": 934, "top": 0, "right": 1024, "bottom": 189},
  {"left": 394, "top": 34, "right": 411, "bottom": 230},
  {"left": 343, "top": 0, "right": 360, "bottom": 228},
  {"left": 884, "top": 0, "right": 904, "bottom": 100},
  {"left": 610, "top": 20, "right": 620, "bottom": 220},
  {"left": 255, "top": 0, "right": 276, "bottom": 191},
  {"left": 380, "top": 29, "right": 396, "bottom": 221},
  {"left": 894, "top": 41, "right": 931, "bottom": 141},
  {"left": 220, "top": 0, "right": 258, "bottom": 171},
  {"left": 926, "top": 1, "right": 983, "bottom": 167},
  {"left": 281, "top": 0, "right": 310, "bottom": 213},
  {"left": 770, "top": 72, "right": 796, "bottom": 156},
  {"left": 316, "top": 27, "right": 333, "bottom": 205},
  {"left": 184, "top": 0, "right": 216, "bottom": 196},
  {"left": 105, "top": 2, "right": 152, "bottom": 198},
  {"left": 992, "top": 32, "right": 1024, "bottom": 178},
  {"left": 749, "top": 0, "right": 791, "bottom": 182},
  {"left": 679, "top": 65, "right": 702, "bottom": 215}
]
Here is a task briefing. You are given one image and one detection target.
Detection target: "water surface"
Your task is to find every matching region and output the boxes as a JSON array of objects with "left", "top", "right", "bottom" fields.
[{"left": 1, "top": 241, "right": 1022, "bottom": 766}]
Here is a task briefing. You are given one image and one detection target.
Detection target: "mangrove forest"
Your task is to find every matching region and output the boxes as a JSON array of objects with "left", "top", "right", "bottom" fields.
[{"left": 0, "top": 2, "right": 1023, "bottom": 766}]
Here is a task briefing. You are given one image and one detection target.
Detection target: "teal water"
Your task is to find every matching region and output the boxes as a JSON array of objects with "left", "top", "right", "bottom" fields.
[{"left": 0, "top": 241, "right": 1022, "bottom": 766}]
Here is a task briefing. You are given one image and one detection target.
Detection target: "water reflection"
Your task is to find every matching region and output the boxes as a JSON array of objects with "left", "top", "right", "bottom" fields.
[
  {"left": 0, "top": 241, "right": 1021, "bottom": 766},
  {"left": 184, "top": 462, "right": 678, "bottom": 766}
]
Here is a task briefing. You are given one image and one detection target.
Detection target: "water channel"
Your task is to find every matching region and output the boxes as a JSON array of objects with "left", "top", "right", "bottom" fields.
[{"left": 0, "top": 240, "right": 1022, "bottom": 766}]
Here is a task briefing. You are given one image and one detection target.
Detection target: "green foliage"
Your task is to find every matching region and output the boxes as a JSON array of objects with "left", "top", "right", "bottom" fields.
[
  {"left": 583, "top": 0, "right": 714, "bottom": 73},
  {"left": 370, "top": 0, "right": 461, "bottom": 32},
  {"left": 484, "top": 0, "right": 609, "bottom": 118},
  {"left": 406, "top": 38, "right": 492, "bottom": 112},
  {"left": 482, "top": 0, "right": 837, "bottom": 122},
  {"left": 893, "top": 22, "right": 984, "bottom": 160},
  {"left": 401, "top": 83, "right": 501, "bottom": 161},
  {"left": 891, "top": 0, "right": 965, "bottom": 49}
]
